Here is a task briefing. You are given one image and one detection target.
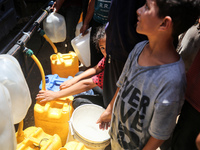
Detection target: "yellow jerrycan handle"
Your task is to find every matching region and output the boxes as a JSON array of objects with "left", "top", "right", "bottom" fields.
[{"left": 16, "top": 120, "right": 25, "bottom": 143}]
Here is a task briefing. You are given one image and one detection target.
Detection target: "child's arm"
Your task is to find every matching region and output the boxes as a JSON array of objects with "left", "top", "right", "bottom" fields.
[
  {"left": 36, "top": 78, "right": 97, "bottom": 103},
  {"left": 96, "top": 87, "right": 120, "bottom": 130},
  {"left": 142, "top": 136, "right": 165, "bottom": 150},
  {"left": 60, "top": 64, "right": 101, "bottom": 89}
]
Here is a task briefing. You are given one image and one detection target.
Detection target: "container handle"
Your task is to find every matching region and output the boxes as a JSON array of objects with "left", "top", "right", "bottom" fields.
[
  {"left": 57, "top": 53, "right": 63, "bottom": 62},
  {"left": 63, "top": 55, "right": 73, "bottom": 60},
  {"left": 68, "top": 100, "right": 74, "bottom": 136}
]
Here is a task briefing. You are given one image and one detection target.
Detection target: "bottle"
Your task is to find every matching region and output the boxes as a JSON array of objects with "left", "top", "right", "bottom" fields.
[
  {"left": 71, "top": 28, "right": 91, "bottom": 67},
  {"left": 0, "top": 83, "right": 16, "bottom": 150},
  {"left": 43, "top": 11, "right": 66, "bottom": 43},
  {"left": 0, "top": 54, "right": 32, "bottom": 124}
]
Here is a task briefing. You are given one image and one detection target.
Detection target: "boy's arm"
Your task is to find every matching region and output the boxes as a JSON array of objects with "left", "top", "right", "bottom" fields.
[
  {"left": 142, "top": 136, "right": 165, "bottom": 150},
  {"left": 96, "top": 87, "right": 120, "bottom": 129}
]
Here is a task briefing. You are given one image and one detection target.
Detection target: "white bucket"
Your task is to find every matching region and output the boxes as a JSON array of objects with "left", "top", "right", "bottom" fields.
[
  {"left": 69, "top": 104, "right": 110, "bottom": 150},
  {"left": 71, "top": 28, "right": 91, "bottom": 67}
]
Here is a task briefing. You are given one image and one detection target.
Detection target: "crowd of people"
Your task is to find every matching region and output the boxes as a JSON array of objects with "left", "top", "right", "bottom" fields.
[{"left": 37, "top": 0, "right": 200, "bottom": 149}]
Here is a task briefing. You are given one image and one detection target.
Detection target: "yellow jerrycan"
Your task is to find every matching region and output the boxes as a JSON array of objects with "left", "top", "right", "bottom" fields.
[
  {"left": 50, "top": 51, "right": 79, "bottom": 78},
  {"left": 34, "top": 96, "right": 74, "bottom": 146},
  {"left": 59, "top": 140, "right": 92, "bottom": 150},
  {"left": 16, "top": 125, "right": 62, "bottom": 150}
]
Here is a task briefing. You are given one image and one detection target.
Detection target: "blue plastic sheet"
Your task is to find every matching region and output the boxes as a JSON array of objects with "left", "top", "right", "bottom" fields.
[{"left": 39, "top": 74, "right": 94, "bottom": 96}]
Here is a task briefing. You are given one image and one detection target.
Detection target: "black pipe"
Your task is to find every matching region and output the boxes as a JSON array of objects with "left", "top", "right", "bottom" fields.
[{"left": 0, "top": 0, "right": 54, "bottom": 54}]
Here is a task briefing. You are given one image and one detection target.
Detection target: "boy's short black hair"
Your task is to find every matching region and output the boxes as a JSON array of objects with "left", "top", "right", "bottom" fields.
[
  {"left": 93, "top": 25, "right": 106, "bottom": 51},
  {"left": 155, "top": 0, "right": 200, "bottom": 38}
]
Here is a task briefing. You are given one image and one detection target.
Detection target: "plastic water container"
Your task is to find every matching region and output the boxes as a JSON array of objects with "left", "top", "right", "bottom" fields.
[
  {"left": 60, "top": 140, "right": 91, "bottom": 150},
  {"left": 38, "top": 74, "right": 94, "bottom": 96},
  {"left": 75, "top": 22, "right": 83, "bottom": 37},
  {"left": 0, "top": 54, "right": 32, "bottom": 124},
  {"left": 0, "top": 83, "right": 17, "bottom": 150},
  {"left": 34, "top": 96, "right": 74, "bottom": 146},
  {"left": 69, "top": 104, "right": 110, "bottom": 150},
  {"left": 39, "top": 74, "right": 73, "bottom": 92},
  {"left": 71, "top": 28, "right": 91, "bottom": 67},
  {"left": 16, "top": 127, "right": 62, "bottom": 150},
  {"left": 50, "top": 52, "right": 79, "bottom": 78},
  {"left": 43, "top": 11, "right": 66, "bottom": 43}
]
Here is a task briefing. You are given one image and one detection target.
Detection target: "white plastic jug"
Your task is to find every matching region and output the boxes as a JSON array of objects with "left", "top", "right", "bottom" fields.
[
  {"left": 75, "top": 22, "right": 83, "bottom": 37},
  {"left": 0, "top": 83, "right": 17, "bottom": 150},
  {"left": 43, "top": 11, "right": 66, "bottom": 43},
  {"left": 0, "top": 54, "right": 32, "bottom": 124},
  {"left": 71, "top": 27, "right": 91, "bottom": 67}
]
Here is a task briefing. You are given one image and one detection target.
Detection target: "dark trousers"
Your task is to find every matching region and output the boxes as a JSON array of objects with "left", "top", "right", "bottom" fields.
[
  {"left": 72, "top": 94, "right": 104, "bottom": 109},
  {"left": 103, "top": 57, "right": 125, "bottom": 107},
  {"left": 72, "top": 71, "right": 104, "bottom": 109},
  {"left": 171, "top": 100, "right": 200, "bottom": 150}
]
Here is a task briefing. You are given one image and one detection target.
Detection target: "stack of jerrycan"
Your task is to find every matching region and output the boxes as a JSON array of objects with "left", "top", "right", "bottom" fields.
[
  {"left": 34, "top": 96, "right": 74, "bottom": 146},
  {"left": 59, "top": 140, "right": 92, "bottom": 150},
  {"left": 16, "top": 125, "right": 62, "bottom": 150},
  {"left": 36, "top": 11, "right": 77, "bottom": 147},
  {"left": 50, "top": 52, "right": 79, "bottom": 78},
  {"left": 43, "top": 11, "right": 79, "bottom": 78}
]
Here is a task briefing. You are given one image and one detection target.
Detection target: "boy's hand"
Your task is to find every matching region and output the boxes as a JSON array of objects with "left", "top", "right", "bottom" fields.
[
  {"left": 36, "top": 90, "right": 57, "bottom": 103},
  {"left": 96, "top": 109, "right": 112, "bottom": 130}
]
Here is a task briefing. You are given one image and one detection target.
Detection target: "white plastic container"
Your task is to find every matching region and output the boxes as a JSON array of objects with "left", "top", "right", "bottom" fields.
[
  {"left": 71, "top": 27, "right": 91, "bottom": 67},
  {"left": 0, "top": 54, "right": 32, "bottom": 124},
  {"left": 0, "top": 83, "right": 17, "bottom": 150},
  {"left": 75, "top": 22, "right": 83, "bottom": 37},
  {"left": 69, "top": 104, "right": 110, "bottom": 150},
  {"left": 43, "top": 11, "right": 66, "bottom": 43}
]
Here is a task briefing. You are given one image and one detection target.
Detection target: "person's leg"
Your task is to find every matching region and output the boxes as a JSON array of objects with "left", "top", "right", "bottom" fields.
[
  {"left": 72, "top": 95, "right": 104, "bottom": 109},
  {"left": 103, "top": 57, "right": 125, "bottom": 107},
  {"left": 65, "top": 5, "right": 82, "bottom": 52},
  {"left": 74, "top": 71, "right": 103, "bottom": 95},
  {"left": 92, "top": 86, "right": 103, "bottom": 96},
  {"left": 171, "top": 101, "right": 200, "bottom": 150}
]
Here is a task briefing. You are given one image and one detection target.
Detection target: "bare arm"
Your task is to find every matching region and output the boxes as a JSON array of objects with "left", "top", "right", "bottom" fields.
[
  {"left": 196, "top": 133, "right": 200, "bottom": 150},
  {"left": 142, "top": 136, "right": 165, "bottom": 150},
  {"left": 60, "top": 64, "right": 102, "bottom": 89},
  {"left": 96, "top": 87, "right": 120, "bottom": 129},
  {"left": 36, "top": 78, "right": 97, "bottom": 103},
  {"left": 51, "top": 0, "right": 65, "bottom": 12},
  {"left": 80, "top": 0, "right": 95, "bottom": 35}
]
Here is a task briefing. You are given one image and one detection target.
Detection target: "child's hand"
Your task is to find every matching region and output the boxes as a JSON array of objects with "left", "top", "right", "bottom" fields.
[
  {"left": 96, "top": 110, "right": 111, "bottom": 130},
  {"left": 60, "top": 79, "right": 76, "bottom": 90},
  {"left": 36, "top": 90, "right": 58, "bottom": 103}
]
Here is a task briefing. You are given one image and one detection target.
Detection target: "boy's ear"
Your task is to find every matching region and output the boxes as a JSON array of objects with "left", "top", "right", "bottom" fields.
[{"left": 159, "top": 16, "right": 172, "bottom": 31}]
